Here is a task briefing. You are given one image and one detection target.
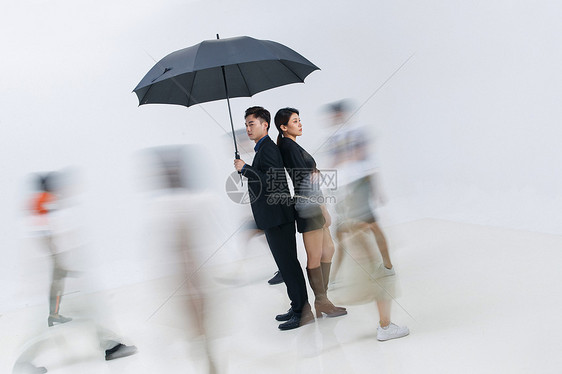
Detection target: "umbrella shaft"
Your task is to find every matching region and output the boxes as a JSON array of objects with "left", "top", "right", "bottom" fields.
[{"left": 221, "top": 65, "right": 239, "bottom": 159}]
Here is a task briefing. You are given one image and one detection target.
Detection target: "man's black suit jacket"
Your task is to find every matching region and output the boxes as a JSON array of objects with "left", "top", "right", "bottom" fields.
[{"left": 241, "top": 136, "right": 294, "bottom": 230}]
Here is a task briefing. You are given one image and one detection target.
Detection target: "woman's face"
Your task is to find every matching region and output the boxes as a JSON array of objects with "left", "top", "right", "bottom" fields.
[{"left": 282, "top": 113, "right": 303, "bottom": 138}]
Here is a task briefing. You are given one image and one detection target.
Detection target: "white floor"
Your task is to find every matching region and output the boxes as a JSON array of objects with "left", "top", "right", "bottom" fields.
[{"left": 2, "top": 218, "right": 562, "bottom": 373}]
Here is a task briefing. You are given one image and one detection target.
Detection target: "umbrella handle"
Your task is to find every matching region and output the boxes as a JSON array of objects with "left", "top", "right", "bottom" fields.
[
  {"left": 235, "top": 151, "right": 241, "bottom": 170},
  {"left": 234, "top": 151, "right": 243, "bottom": 185},
  {"left": 235, "top": 151, "right": 243, "bottom": 180}
]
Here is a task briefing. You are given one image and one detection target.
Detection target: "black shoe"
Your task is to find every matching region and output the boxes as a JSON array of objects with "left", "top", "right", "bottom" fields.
[
  {"left": 105, "top": 344, "right": 138, "bottom": 361},
  {"left": 275, "top": 308, "right": 294, "bottom": 321},
  {"left": 278, "top": 307, "right": 315, "bottom": 331},
  {"left": 278, "top": 314, "right": 301, "bottom": 330},
  {"left": 268, "top": 271, "right": 284, "bottom": 285}
]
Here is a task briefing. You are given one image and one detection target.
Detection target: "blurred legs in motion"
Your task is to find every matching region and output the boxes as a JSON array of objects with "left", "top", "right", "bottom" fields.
[
  {"left": 331, "top": 222, "right": 409, "bottom": 342},
  {"left": 46, "top": 247, "right": 75, "bottom": 327},
  {"left": 47, "top": 256, "right": 70, "bottom": 326},
  {"left": 331, "top": 177, "right": 395, "bottom": 283},
  {"left": 359, "top": 221, "right": 393, "bottom": 273},
  {"left": 142, "top": 144, "right": 223, "bottom": 372}
]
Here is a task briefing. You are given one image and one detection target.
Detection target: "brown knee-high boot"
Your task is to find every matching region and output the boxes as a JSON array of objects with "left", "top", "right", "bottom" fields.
[
  {"left": 321, "top": 262, "right": 333, "bottom": 293},
  {"left": 320, "top": 262, "right": 346, "bottom": 311},
  {"left": 307, "top": 266, "right": 347, "bottom": 318}
]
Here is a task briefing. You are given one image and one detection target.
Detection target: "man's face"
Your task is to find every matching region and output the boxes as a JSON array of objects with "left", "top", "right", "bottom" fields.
[{"left": 245, "top": 114, "right": 268, "bottom": 142}]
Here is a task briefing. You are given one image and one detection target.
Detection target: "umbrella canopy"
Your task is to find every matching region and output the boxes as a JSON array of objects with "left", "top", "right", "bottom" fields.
[
  {"left": 134, "top": 35, "right": 319, "bottom": 159},
  {"left": 134, "top": 36, "right": 319, "bottom": 107}
]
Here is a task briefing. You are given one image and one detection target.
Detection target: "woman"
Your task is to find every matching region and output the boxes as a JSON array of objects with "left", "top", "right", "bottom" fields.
[{"left": 275, "top": 107, "right": 347, "bottom": 318}]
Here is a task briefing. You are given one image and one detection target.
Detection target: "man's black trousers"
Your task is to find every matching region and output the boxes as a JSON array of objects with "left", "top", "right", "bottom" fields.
[{"left": 264, "top": 221, "right": 308, "bottom": 313}]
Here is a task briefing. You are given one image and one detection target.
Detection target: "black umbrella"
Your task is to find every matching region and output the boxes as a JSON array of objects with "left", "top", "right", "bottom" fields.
[{"left": 133, "top": 35, "right": 319, "bottom": 158}]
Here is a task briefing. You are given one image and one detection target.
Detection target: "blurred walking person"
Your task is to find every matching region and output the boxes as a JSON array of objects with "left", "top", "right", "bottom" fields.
[
  {"left": 29, "top": 172, "right": 73, "bottom": 327},
  {"left": 323, "top": 100, "right": 408, "bottom": 341},
  {"left": 324, "top": 100, "right": 394, "bottom": 280},
  {"left": 148, "top": 144, "right": 219, "bottom": 372},
  {"left": 14, "top": 169, "right": 137, "bottom": 374}
]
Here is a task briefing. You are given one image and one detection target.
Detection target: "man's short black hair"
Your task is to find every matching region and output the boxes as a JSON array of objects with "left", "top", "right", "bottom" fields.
[{"left": 245, "top": 106, "right": 271, "bottom": 131}]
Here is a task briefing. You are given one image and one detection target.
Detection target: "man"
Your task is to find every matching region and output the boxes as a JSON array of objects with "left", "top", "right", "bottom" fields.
[{"left": 234, "top": 106, "right": 313, "bottom": 330}]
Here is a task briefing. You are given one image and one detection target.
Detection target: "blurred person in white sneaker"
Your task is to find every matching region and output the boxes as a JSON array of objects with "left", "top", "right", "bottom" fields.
[
  {"left": 322, "top": 100, "right": 408, "bottom": 341},
  {"left": 322, "top": 99, "right": 395, "bottom": 282}
]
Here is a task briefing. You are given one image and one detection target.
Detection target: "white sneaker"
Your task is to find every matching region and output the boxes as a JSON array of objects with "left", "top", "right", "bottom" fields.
[
  {"left": 377, "top": 323, "right": 409, "bottom": 341},
  {"left": 374, "top": 264, "right": 395, "bottom": 279}
]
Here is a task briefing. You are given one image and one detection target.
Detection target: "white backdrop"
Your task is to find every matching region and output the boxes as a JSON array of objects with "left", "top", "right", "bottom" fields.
[{"left": 1, "top": 0, "right": 561, "bottom": 310}]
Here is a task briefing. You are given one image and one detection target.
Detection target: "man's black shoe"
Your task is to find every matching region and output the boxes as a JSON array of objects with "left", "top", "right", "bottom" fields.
[
  {"left": 278, "top": 307, "right": 315, "bottom": 331},
  {"left": 275, "top": 308, "right": 294, "bottom": 321},
  {"left": 268, "top": 271, "right": 284, "bottom": 285},
  {"left": 278, "top": 314, "right": 301, "bottom": 330}
]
